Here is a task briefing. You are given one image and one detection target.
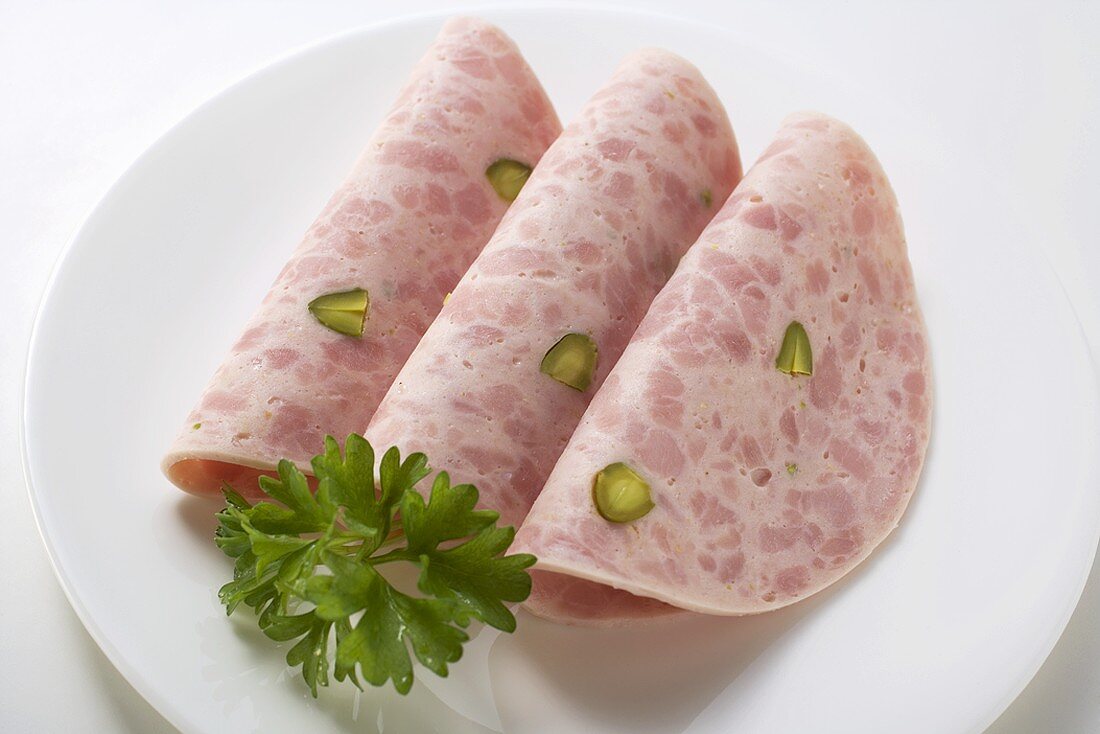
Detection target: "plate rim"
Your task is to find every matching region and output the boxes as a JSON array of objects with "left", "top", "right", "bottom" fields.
[{"left": 20, "top": 6, "right": 1100, "bottom": 733}]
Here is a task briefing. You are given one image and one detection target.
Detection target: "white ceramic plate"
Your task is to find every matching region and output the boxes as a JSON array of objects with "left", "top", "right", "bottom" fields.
[{"left": 23, "top": 8, "right": 1100, "bottom": 734}]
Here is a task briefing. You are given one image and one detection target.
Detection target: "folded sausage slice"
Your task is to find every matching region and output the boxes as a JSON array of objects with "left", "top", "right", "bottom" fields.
[
  {"left": 365, "top": 49, "right": 741, "bottom": 529},
  {"left": 516, "top": 112, "right": 932, "bottom": 620},
  {"left": 162, "top": 18, "right": 561, "bottom": 496}
]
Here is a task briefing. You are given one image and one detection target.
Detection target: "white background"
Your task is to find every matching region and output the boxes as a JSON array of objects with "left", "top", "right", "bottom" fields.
[{"left": 2, "top": 1, "right": 1097, "bottom": 732}]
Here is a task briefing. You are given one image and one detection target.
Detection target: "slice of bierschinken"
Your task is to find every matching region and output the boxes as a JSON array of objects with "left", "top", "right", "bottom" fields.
[
  {"left": 162, "top": 18, "right": 561, "bottom": 496},
  {"left": 364, "top": 49, "right": 742, "bottom": 529},
  {"left": 516, "top": 112, "right": 932, "bottom": 621}
]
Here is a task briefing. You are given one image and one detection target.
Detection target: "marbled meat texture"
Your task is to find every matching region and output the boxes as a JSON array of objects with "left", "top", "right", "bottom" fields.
[
  {"left": 365, "top": 49, "right": 742, "bottom": 529},
  {"left": 516, "top": 112, "right": 932, "bottom": 620},
  {"left": 162, "top": 17, "right": 561, "bottom": 496}
]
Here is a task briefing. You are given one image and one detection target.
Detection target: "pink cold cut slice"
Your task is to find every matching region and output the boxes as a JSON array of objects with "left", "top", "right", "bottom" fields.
[
  {"left": 364, "top": 49, "right": 742, "bottom": 531},
  {"left": 161, "top": 17, "right": 561, "bottom": 496},
  {"left": 516, "top": 112, "right": 932, "bottom": 622}
]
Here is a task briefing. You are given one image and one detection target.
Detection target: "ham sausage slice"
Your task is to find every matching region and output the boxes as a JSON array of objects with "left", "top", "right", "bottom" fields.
[
  {"left": 162, "top": 18, "right": 561, "bottom": 496},
  {"left": 516, "top": 112, "right": 932, "bottom": 621},
  {"left": 364, "top": 49, "right": 742, "bottom": 529}
]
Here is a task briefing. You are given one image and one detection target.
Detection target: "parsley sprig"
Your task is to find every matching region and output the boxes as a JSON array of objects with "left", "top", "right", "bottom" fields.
[{"left": 214, "top": 434, "right": 536, "bottom": 695}]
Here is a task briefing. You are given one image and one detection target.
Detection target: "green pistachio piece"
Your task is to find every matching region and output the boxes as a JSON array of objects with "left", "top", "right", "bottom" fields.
[
  {"left": 775, "top": 321, "right": 813, "bottom": 376},
  {"left": 192, "top": 422, "right": 202, "bottom": 430},
  {"left": 486, "top": 159, "right": 533, "bottom": 202},
  {"left": 540, "top": 333, "right": 598, "bottom": 391},
  {"left": 593, "top": 462, "right": 655, "bottom": 523},
  {"left": 701, "top": 189, "right": 713, "bottom": 207},
  {"left": 307, "top": 288, "right": 370, "bottom": 337}
]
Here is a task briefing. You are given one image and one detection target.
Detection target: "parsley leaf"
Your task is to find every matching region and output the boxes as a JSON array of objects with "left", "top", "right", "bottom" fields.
[
  {"left": 402, "top": 472, "right": 533, "bottom": 631},
  {"left": 214, "top": 434, "right": 536, "bottom": 696}
]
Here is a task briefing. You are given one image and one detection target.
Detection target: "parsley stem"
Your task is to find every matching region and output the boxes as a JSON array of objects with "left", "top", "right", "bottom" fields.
[
  {"left": 368, "top": 548, "right": 418, "bottom": 565},
  {"left": 354, "top": 542, "right": 373, "bottom": 563}
]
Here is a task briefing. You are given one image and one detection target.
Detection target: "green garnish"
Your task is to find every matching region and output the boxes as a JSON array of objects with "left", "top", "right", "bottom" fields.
[
  {"left": 592, "top": 462, "right": 654, "bottom": 523},
  {"left": 775, "top": 321, "right": 813, "bottom": 376},
  {"left": 540, "top": 332, "right": 599, "bottom": 391},
  {"left": 307, "top": 288, "right": 370, "bottom": 337},
  {"left": 485, "top": 159, "right": 532, "bottom": 202},
  {"left": 786, "top": 462, "right": 798, "bottom": 476},
  {"left": 214, "top": 434, "right": 535, "bottom": 696},
  {"left": 192, "top": 422, "right": 202, "bottom": 430},
  {"left": 700, "top": 189, "right": 713, "bottom": 207}
]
